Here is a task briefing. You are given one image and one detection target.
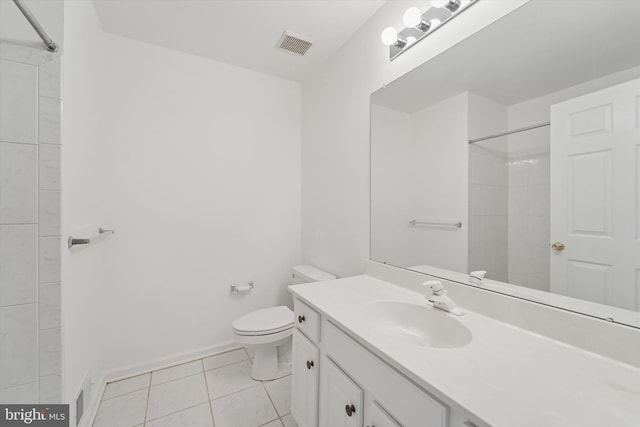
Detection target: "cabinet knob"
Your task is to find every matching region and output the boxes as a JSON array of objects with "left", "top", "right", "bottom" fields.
[
  {"left": 298, "top": 315, "right": 305, "bottom": 323},
  {"left": 551, "top": 241, "right": 565, "bottom": 251},
  {"left": 345, "top": 404, "right": 356, "bottom": 417},
  {"left": 306, "top": 360, "right": 314, "bottom": 370}
]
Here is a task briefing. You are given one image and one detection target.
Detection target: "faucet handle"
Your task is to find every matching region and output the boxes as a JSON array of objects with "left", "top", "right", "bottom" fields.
[
  {"left": 469, "top": 270, "right": 486, "bottom": 286},
  {"left": 470, "top": 270, "right": 486, "bottom": 279},
  {"left": 423, "top": 280, "right": 444, "bottom": 296}
]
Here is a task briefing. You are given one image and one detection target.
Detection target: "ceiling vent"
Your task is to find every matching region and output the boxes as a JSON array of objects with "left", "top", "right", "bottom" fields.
[{"left": 276, "top": 31, "right": 313, "bottom": 56}]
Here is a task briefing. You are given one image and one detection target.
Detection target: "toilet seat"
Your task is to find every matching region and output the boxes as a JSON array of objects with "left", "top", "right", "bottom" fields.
[{"left": 232, "top": 305, "right": 294, "bottom": 336}]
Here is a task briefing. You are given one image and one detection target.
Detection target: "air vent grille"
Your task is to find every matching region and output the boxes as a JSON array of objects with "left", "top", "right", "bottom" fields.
[{"left": 277, "top": 31, "right": 312, "bottom": 56}]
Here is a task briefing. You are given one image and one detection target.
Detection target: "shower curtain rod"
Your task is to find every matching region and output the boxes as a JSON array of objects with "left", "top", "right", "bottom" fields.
[
  {"left": 468, "top": 122, "right": 550, "bottom": 144},
  {"left": 12, "top": 0, "right": 58, "bottom": 52}
]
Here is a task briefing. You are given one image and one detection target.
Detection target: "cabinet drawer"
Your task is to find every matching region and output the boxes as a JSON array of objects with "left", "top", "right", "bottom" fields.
[
  {"left": 294, "top": 298, "right": 321, "bottom": 343},
  {"left": 324, "top": 320, "right": 448, "bottom": 427}
]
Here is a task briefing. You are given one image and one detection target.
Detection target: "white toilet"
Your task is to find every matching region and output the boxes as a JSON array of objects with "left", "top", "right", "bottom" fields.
[{"left": 232, "top": 265, "right": 336, "bottom": 381}]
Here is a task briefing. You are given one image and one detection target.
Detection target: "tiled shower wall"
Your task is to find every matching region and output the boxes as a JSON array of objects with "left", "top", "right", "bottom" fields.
[
  {"left": 0, "top": 42, "right": 62, "bottom": 403},
  {"left": 468, "top": 142, "right": 509, "bottom": 282},
  {"left": 506, "top": 148, "right": 551, "bottom": 292}
]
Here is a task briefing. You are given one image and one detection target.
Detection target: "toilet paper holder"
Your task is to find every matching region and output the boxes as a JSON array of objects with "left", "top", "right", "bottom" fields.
[{"left": 230, "top": 281, "right": 254, "bottom": 293}]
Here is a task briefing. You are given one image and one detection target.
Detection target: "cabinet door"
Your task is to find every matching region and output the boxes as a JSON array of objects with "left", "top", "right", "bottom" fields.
[
  {"left": 365, "top": 400, "right": 401, "bottom": 427},
  {"left": 320, "top": 357, "right": 363, "bottom": 427},
  {"left": 292, "top": 329, "right": 320, "bottom": 427}
]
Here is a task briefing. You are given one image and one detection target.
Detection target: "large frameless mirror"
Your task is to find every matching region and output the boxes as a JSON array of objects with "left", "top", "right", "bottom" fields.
[{"left": 371, "top": 0, "right": 640, "bottom": 328}]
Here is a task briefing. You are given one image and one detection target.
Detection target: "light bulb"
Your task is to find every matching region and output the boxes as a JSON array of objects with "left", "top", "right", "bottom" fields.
[
  {"left": 430, "top": 18, "right": 442, "bottom": 27},
  {"left": 406, "top": 36, "right": 417, "bottom": 45},
  {"left": 403, "top": 7, "right": 423, "bottom": 28},
  {"left": 381, "top": 27, "right": 398, "bottom": 46},
  {"left": 431, "top": 0, "right": 449, "bottom": 7}
]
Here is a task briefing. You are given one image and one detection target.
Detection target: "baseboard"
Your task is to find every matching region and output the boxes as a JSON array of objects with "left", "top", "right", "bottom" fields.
[
  {"left": 104, "top": 340, "right": 239, "bottom": 383},
  {"left": 84, "top": 340, "right": 239, "bottom": 427}
]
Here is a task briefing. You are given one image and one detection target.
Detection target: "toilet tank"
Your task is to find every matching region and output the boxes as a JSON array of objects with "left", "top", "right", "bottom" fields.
[{"left": 291, "top": 265, "right": 336, "bottom": 285}]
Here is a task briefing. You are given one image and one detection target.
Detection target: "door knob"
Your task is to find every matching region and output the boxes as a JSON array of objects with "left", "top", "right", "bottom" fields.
[{"left": 551, "top": 242, "right": 565, "bottom": 251}]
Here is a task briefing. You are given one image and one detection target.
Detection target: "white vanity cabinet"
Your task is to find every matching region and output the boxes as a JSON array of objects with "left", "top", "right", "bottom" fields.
[{"left": 292, "top": 296, "right": 465, "bottom": 427}]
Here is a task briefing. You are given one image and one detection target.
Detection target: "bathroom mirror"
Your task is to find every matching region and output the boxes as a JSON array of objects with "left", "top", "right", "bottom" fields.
[{"left": 370, "top": 0, "right": 640, "bottom": 328}]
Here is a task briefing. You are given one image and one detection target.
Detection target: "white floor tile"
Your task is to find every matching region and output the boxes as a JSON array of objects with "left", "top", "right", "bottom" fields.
[
  {"left": 93, "top": 389, "right": 147, "bottom": 427},
  {"left": 103, "top": 374, "right": 150, "bottom": 400},
  {"left": 261, "top": 420, "right": 284, "bottom": 427},
  {"left": 0, "top": 304, "right": 37, "bottom": 388},
  {"left": 281, "top": 414, "right": 298, "bottom": 427},
  {"left": 211, "top": 385, "right": 278, "bottom": 427},
  {"left": 151, "top": 360, "right": 203, "bottom": 386},
  {"left": 205, "top": 359, "right": 259, "bottom": 399},
  {"left": 145, "top": 402, "right": 213, "bottom": 427},
  {"left": 0, "top": 381, "right": 38, "bottom": 403},
  {"left": 146, "top": 373, "right": 208, "bottom": 421},
  {"left": 264, "top": 375, "right": 291, "bottom": 416},
  {"left": 203, "top": 348, "right": 248, "bottom": 371}
]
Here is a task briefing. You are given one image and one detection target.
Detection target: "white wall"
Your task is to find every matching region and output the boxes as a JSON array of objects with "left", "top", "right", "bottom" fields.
[
  {"left": 301, "top": 0, "right": 528, "bottom": 278},
  {"left": 508, "top": 65, "right": 640, "bottom": 129},
  {"left": 63, "top": 0, "right": 301, "bottom": 412},
  {"left": 370, "top": 104, "right": 411, "bottom": 266},
  {"left": 101, "top": 33, "right": 301, "bottom": 371},
  {"left": 407, "top": 93, "right": 469, "bottom": 271},
  {"left": 62, "top": 0, "right": 110, "bottom": 410}
]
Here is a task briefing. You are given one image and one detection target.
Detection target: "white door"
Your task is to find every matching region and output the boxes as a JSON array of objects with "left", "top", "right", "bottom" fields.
[
  {"left": 550, "top": 77, "right": 640, "bottom": 311},
  {"left": 291, "top": 329, "right": 319, "bottom": 427},
  {"left": 319, "top": 357, "right": 363, "bottom": 427}
]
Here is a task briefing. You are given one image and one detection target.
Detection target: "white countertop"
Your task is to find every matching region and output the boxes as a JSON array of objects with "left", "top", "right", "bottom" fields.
[{"left": 289, "top": 275, "right": 640, "bottom": 427}]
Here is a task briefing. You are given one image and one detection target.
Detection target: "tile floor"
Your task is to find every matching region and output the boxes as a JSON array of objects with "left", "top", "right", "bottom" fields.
[{"left": 92, "top": 348, "right": 298, "bottom": 427}]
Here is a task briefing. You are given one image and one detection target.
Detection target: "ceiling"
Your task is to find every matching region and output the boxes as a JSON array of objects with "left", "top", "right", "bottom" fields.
[
  {"left": 92, "top": 0, "right": 386, "bottom": 82},
  {"left": 372, "top": 0, "right": 640, "bottom": 112}
]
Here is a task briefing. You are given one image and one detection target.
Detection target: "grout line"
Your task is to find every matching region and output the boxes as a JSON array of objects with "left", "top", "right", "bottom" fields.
[
  {"left": 0, "top": 301, "right": 38, "bottom": 308},
  {"left": 144, "top": 400, "right": 211, "bottom": 425},
  {"left": 39, "top": 95, "right": 61, "bottom": 101},
  {"left": 103, "top": 371, "right": 205, "bottom": 402},
  {"left": 203, "top": 357, "right": 250, "bottom": 373},
  {"left": 262, "top": 381, "right": 281, "bottom": 420},
  {"left": 201, "top": 358, "right": 216, "bottom": 426},
  {"left": 108, "top": 347, "right": 244, "bottom": 389},
  {"left": 0, "top": 140, "right": 38, "bottom": 146},
  {"left": 142, "top": 371, "right": 152, "bottom": 426},
  {"left": 100, "top": 384, "right": 150, "bottom": 403},
  {"left": 208, "top": 381, "right": 261, "bottom": 402},
  {"left": 0, "top": 380, "right": 38, "bottom": 391},
  {"left": 256, "top": 415, "right": 283, "bottom": 427}
]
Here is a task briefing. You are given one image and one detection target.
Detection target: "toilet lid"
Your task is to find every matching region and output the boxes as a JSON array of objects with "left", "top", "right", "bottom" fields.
[{"left": 232, "top": 306, "right": 294, "bottom": 334}]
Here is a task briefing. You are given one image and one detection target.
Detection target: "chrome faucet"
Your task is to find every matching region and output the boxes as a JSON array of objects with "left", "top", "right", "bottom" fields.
[{"left": 423, "top": 280, "right": 465, "bottom": 316}]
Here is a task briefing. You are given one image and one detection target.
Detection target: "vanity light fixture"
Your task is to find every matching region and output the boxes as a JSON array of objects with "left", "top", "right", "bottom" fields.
[{"left": 382, "top": 0, "right": 479, "bottom": 61}]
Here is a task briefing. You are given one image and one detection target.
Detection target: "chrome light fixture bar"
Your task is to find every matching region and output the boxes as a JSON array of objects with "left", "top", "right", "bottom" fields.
[{"left": 382, "top": 0, "right": 479, "bottom": 61}]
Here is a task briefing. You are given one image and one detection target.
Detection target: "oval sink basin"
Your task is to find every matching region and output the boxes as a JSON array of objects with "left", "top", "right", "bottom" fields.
[{"left": 359, "top": 301, "right": 472, "bottom": 348}]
